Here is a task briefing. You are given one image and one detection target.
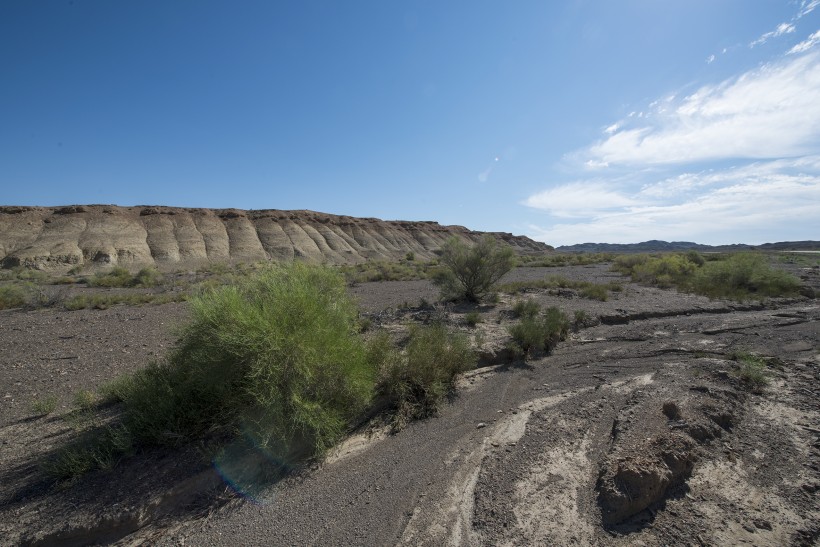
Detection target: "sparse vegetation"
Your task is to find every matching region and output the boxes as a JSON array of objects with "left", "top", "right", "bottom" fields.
[
  {"left": 464, "top": 310, "right": 483, "bottom": 327},
  {"left": 378, "top": 323, "right": 474, "bottom": 429},
  {"left": 434, "top": 235, "right": 516, "bottom": 302},
  {"left": 508, "top": 306, "right": 569, "bottom": 357},
  {"left": 518, "top": 252, "right": 615, "bottom": 267},
  {"left": 63, "top": 292, "right": 182, "bottom": 310},
  {"left": 572, "top": 309, "right": 594, "bottom": 331},
  {"left": 46, "top": 263, "right": 481, "bottom": 481},
  {"left": 512, "top": 299, "right": 541, "bottom": 318},
  {"left": 691, "top": 253, "right": 802, "bottom": 300},
  {"left": 614, "top": 252, "right": 804, "bottom": 301},
  {"left": 338, "top": 259, "right": 437, "bottom": 284},
  {"left": 500, "top": 275, "right": 622, "bottom": 301},
  {"left": 729, "top": 351, "right": 770, "bottom": 391},
  {"left": 73, "top": 389, "right": 97, "bottom": 410},
  {"left": 0, "top": 284, "right": 28, "bottom": 309},
  {"left": 30, "top": 394, "right": 59, "bottom": 416},
  {"left": 87, "top": 266, "right": 163, "bottom": 288}
]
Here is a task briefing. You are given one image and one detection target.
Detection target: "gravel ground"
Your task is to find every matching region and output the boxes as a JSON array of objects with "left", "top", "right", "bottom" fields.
[{"left": 0, "top": 264, "right": 818, "bottom": 546}]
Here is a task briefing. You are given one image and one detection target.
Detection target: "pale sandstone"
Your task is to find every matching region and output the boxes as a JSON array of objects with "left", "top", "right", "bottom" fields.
[{"left": 0, "top": 205, "right": 551, "bottom": 270}]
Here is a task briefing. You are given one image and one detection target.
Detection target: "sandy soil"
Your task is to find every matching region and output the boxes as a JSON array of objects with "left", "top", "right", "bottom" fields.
[{"left": 0, "top": 263, "right": 818, "bottom": 546}]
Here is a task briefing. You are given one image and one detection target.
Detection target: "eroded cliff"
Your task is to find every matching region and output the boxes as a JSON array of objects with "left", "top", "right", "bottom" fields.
[{"left": 0, "top": 205, "right": 551, "bottom": 269}]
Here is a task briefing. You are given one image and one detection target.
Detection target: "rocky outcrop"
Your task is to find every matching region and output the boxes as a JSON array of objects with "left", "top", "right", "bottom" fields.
[{"left": 0, "top": 205, "right": 551, "bottom": 270}]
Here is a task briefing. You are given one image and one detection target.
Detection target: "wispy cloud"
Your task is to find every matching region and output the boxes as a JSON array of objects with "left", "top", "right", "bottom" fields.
[
  {"left": 526, "top": 160, "right": 820, "bottom": 245},
  {"left": 789, "top": 28, "right": 820, "bottom": 54},
  {"left": 584, "top": 51, "right": 820, "bottom": 166},
  {"left": 799, "top": 0, "right": 820, "bottom": 18},
  {"left": 523, "top": 9, "right": 820, "bottom": 246},
  {"left": 523, "top": 181, "right": 637, "bottom": 218},
  {"left": 750, "top": 22, "right": 795, "bottom": 47}
]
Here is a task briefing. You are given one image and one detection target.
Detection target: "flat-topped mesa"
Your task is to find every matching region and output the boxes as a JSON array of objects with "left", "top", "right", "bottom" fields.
[{"left": 0, "top": 205, "right": 552, "bottom": 270}]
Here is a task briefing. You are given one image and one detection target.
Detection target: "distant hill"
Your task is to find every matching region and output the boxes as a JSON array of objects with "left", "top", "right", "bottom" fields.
[
  {"left": 0, "top": 205, "right": 551, "bottom": 270},
  {"left": 556, "top": 240, "right": 820, "bottom": 253}
]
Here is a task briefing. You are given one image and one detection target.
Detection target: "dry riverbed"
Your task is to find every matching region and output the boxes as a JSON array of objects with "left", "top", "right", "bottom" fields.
[{"left": 1, "top": 264, "right": 818, "bottom": 546}]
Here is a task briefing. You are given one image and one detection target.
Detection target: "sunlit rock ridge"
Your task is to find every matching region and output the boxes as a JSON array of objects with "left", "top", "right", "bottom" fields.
[{"left": 0, "top": 205, "right": 551, "bottom": 270}]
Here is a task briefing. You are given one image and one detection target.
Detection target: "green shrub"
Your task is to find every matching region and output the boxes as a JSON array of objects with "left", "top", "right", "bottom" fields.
[
  {"left": 132, "top": 267, "right": 163, "bottom": 287},
  {"left": 124, "top": 264, "right": 377, "bottom": 457},
  {"left": 87, "top": 266, "right": 164, "bottom": 288},
  {"left": 573, "top": 309, "right": 594, "bottom": 330},
  {"left": 339, "top": 259, "right": 434, "bottom": 284},
  {"left": 579, "top": 284, "right": 609, "bottom": 301},
  {"left": 612, "top": 254, "right": 651, "bottom": 275},
  {"left": 501, "top": 276, "right": 619, "bottom": 301},
  {"left": 434, "top": 235, "right": 516, "bottom": 302},
  {"left": 508, "top": 306, "right": 569, "bottom": 357},
  {"left": 47, "top": 264, "right": 382, "bottom": 481},
  {"left": 729, "top": 351, "right": 770, "bottom": 391},
  {"left": 378, "top": 323, "right": 474, "bottom": 429},
  {"left": 691, "top": 253, "right": 801, "bottom": 300},
  {"left": 464, "top": 310, "right": 483, "bottom": 327},
  {"left": 512, "top": 299, "right": 541, "bottom": 318},
  {"left": 30, "top": 394, "right": 59, "bottom": 416},
  {"left": 630, "top": 254, "right": 698, "bottom": 288},
  {"left": 73, "top": 389, "right": 97, "bottom": 410},
  {"left": 0, "top": 284, "right": 28, "bottom": 309},
  {"left": 0, "top": 282, "right": 50, "bottom": 309},
  {"left": 88, "top": 266, "right": 133, "bottom": 287},
  {"left": 518, "top": 252, "right": 615, "bottom": 267},
  {"left": 63, "top": 293, "right": 181, "bottom": 310}
]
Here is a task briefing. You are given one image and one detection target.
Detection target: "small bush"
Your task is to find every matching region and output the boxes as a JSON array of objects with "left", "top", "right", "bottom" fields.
[
  {"left": 500, "top": 276, "right": 619, "bottom": 301},
  {"left": 691, "top": 253, "right": 801, "bottom": 300},
  {"left": 46, "top": 263, "right": 382, "bottom": 481},
  {"left": 339, "top": 259, "right": 434, "bottom": 284},
  {"left": 88, "top": 266, "right": 133, "bottom": 288},
  {"left": 30, "top": 394, "right": 59, "bottom": 416},
  {"left": 729, "top": 351, "right": 769, "bottom": 391},
  {"left": 379, "top": 323, "right": 474, "bottom": 429},
  {"left": 630, "top": 254, "right": 698, "bottom": 288},
  {"left": 464, "top": 311, "right": 483, "bottom": 327},
  {"left": 572, "top": 309, "right": 594, "bottom": 331},
  {"left": 0, "top": 284, "right": 28, "bottom": 309},
  {"left": 63, "top": 293, "right": 181, "bottom": 310},
  {"left": 122, "top": 264, "right": 377, "bottom": 457},
  {"left": 512, "top": 299, "right": 541, "bottom": 318},
  {"left": 613, "top": 251, "right": 801, "bottom": 301},
  {"left": 518, "top": 252, "right": 615, "bottom": 267},
  {"left": 434, "top": 235, "right": 516, "bottom": 302},
  {"left": 87, "top": 266, "right": 164, "bottom": 288},
  {"left": 508, "top": 306, "right": 569, "bottom": 357},
  {"left": 579, "top": 284, "right": 609, "bottom": 301},
  {"left": 73, "top": 389, "right": 97, "bottom": 410},
  {"left": 132, "top": 267, "right": 163, "bottom": 287},
  {"left": 612, "top": 254, "right": 651, "bottom": 275}
]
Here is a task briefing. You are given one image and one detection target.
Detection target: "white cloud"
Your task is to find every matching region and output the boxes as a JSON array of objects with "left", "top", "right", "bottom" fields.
[
  {"left": 706, "top": 54, "right": 716, "bottom": 64},
  {"left": 527, "top": 172, "right": 820, "bottom": 246},
  {"left": 799, "top": 0, "right": 820, "bottom": 18},
  {"left": 604, "top": 122, "right": 620, "bottom": 135},
  {"left": 750, "top": 22, "right": 795, "bottom": 47},
  {"left": 523, "top": 182, "right": 638, "bottom": 218},
  {"left": 585, "top": 51, "right": 820, "bottom": 166},
  {"left": 789, "top": 29, "right": 820, "bottom": 54},
  {"left": 525, "top": 156, "right": 820, "bottom": 245}
]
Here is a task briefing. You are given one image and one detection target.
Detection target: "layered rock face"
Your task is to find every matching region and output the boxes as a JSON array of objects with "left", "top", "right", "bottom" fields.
[{"left": 0, "top": 205, "right": 551, "bottom": 270}]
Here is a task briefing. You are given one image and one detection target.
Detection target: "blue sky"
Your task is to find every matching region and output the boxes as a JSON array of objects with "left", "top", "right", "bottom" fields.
[{"left": 1, "top": 0, "right": 818, "bottom": 246}]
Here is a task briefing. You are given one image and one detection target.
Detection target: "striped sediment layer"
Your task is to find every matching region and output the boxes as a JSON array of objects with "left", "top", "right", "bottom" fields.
[{"left": 0, "top": 205, "right": 551, "bottom": 270}]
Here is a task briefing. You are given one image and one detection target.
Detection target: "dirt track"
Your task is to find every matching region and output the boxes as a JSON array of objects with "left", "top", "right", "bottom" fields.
[{"left": 1, "top": 264, "right": 818, "bottom": 546}]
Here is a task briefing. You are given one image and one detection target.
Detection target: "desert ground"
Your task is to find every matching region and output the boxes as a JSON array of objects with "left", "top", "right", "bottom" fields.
[{"left": 1, "top": 262, "right": 818, "bottom": 546}]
